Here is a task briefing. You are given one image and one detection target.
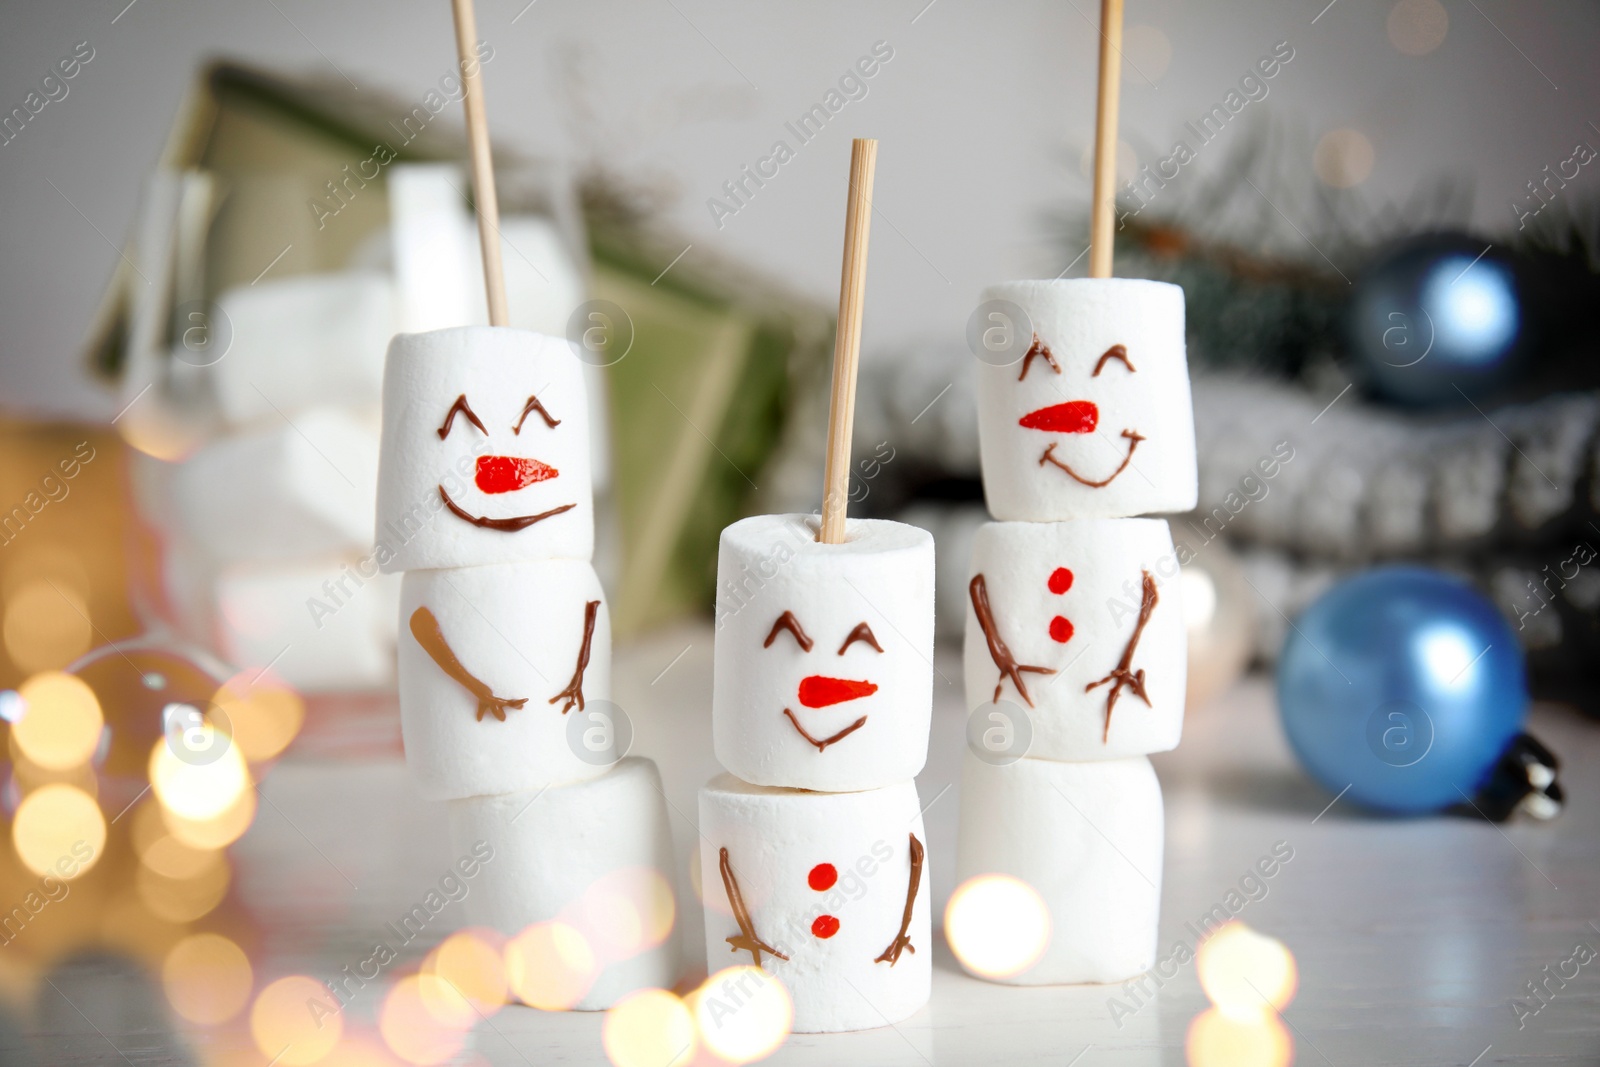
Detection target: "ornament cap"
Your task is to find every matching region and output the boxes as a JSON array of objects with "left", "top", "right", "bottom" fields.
[{"left": 1468, "top": 731, "right": 1562, "bottom": 823}]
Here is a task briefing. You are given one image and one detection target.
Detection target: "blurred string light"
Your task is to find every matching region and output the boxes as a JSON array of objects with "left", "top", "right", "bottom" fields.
[
  {"left": 603, "top": 988, "right": 695, "bottom": 1067},
  {"left": 565, "top": 867, "right": 676, "bottom": 968},
  {"left": 423, "top": 930, "right": 507, "bottom": 1020},
  {"left": 504, "top": 921, "right": 596, "bottom": 1010},
  {"left": 212, "top": 670, "right": 306, "bottom": 764},
  {"left": 3, "top": 580, "right": 92, "bottom": 674},
  {"left": 162, "top": 932, "right": 253, "bottom": 1026},
  {"left": 0, "top": 689, "right": 24, "bottom": 724},
  {"left": 689, "top": 966, "right": 792, "bottom": 1065},
  {"left": 1420, "top": 256, "right": 1518, "bottom": 364},
  {"left": 1187, "top": 922, "right": 1298, "bottom": 1067},
  {"left": 252, "top": 975, "right": 343, "bottom": 1065},
  {"left": 379, "top": 975, "right": 468, "bottom": 1066},
  {"left": 137, "top": 850, "right": 232, "bottom": 923},
  {"left": 12, "top": 782, "right": 105, "bottom": 879},
  {"left": 1388, "top": 0, "right": 1448, "bottom": 55},
  {"left": 10, "top": 672, "right": 104, "bottom": 770},
  {"left": 1122, "top": 24, "right": 1173, "bottom": 83},
  {"left": 944, "top": 874, "right": 1051, "bottom": 979},
  {"left": 149, "top": 727, "right": 251, "bottom": 821},
  {"left": 1313, "top": 128, "right": 1374, "bottom": 188}
]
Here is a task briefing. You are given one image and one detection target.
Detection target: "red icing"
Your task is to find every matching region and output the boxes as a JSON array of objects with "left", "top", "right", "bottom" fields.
[
  {"left": 476, "top": 455, "right": 558, "bottom": 494},
  {"left": 1019, "top": 401, "right": 1099, "bottom": 434},
  {"left": 1049, "top": 616, "right": 1074, "bottom": 643},
  {"left": 1048, "top": 567, "right": 1074, "bottom": 594},
  {"left": 808, "top": 863, "right": 837, "bottom": 891},
  {"left": 798, "top": 676, "right": 878, "bottom": 708},
  {"left": 811, "top": 914, "right": 840, "bottom": 939}
]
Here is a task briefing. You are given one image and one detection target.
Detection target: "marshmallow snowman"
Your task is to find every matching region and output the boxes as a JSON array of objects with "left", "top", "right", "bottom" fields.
[
  {"left": 712, "top": 515, "right": 935, "bottom": 792},
  {"left": 376, "top": 326, "right": 593, "bottom": 572},
  {"left": 975, "top": 279, "right": 1197, "bottom": 522},
  {"left": 398, "top": 558, "right": 613, "bottom": 800},
  {"left": 699, "top": 774, "right": 930, "bottom": 1033},
  {"left": 964, "top": 518, "right": 1185, "bottom": 761}
]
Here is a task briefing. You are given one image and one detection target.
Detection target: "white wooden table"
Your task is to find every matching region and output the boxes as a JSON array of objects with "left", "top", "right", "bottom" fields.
[{"left": 30, "top": 622, "right": 1598, "bottom": 1065}]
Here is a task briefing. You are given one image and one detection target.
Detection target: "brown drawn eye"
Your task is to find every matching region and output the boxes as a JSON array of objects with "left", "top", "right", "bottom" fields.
[
  {"left": 1019, "top": 334, "right": 1061, "bottom": 381},
  {"left": 1093, "top": 344, "right": 1136, "bottom": 376},
  {"left": 837, "top": 622, "right": 883, "bottom": 654},
  {"left": 763, "top": 611, "right": 813, "bottom": 652},
  {"left": 513, "top": 393, "right": 561, "bottom": 434},
  {"left": 438, "top": 395, "right": 487, "bottom": 439}
]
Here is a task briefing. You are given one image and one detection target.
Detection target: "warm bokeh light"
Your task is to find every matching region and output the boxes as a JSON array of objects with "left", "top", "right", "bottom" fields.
[
  {"left": 150, "top": 728, "right": 251, "bottom": 820},
  {"left": 1186, "top": 1006, "right": 1294, "bottom": 1067},
  {"left": 504, "top": 921, "right": 597, "bottom": 1010},
  {"left": 322, "top": 1034, "right": 407, "bottom": 1067},
  {"left": 567, "top": 867, "right": 676, "bottom": 965},
  {"left": 252, "top": 975, "right": 343, "bottom": 1065},
  {"left": 1388, "top": 0, "right": 1448, "bottom": 56},
  {"left": 141, "top": 833, "right": 222, "bottom": 880},
  {"left": 12, "top": 782, "right": 105, "bottom": 879},
  {"left": 3, "top": 579, "right": 92, "bottom": 674},
  {"left": 137, "top": 851, "right": 232, "bottom": 922},
  {"left": 213, "top": 671, "right": 306, "bottom": 763},
  {"left": 944, "top": 874, "right": 1050, "bottom": 979},
  {"left": 162, "top": 785, "right": 258, "bottom": 850},
  {"left": 1313, "top": 128, "right": 1375, "bottom": 188},
  {"left": 691, "top": 966, "right": 792, "bottom": 1065},
  {"left": 1196, "top": 922, "right": 1298, "bottom": 1021},
  {"left": 1123, "top": 24, "right": 1174, "bottom": 83},
  {"left": 379, "top": 975, "right": 468, "bottom": 1065},
  {"left": 10, "top": 672, "right": 103, "bottom": 770},
  {"left": 603, "top": 988, "right": 695, "bottom": 1067},
  {"left": 424, "top": 930, "right": 507, "bottom": 1020},
  {"left": 163, "top": 932, "right": 254, "bottom": 1025}
]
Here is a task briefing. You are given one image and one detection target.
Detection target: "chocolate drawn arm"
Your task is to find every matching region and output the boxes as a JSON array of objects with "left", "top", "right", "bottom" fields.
[
  {"left": 875, "top": 833, "right": 924, "bottom": 966},
  {"left": 408, "top": 606, "right": 528, "bottom": 722},
  {"left": 969, "top": 574, "right": 1055, "bottom": 707},
  {"left": 550, "top": 600, "right": 600, "bottom": 714},
  {"left": 1086, "top": 570, "right": 1158, "bottom": 741},
  {"left": 719, "top": 847, "right": 789, "bottom": 968}
]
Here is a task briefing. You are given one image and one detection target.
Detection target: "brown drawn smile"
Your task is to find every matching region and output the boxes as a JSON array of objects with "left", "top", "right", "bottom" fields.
[
  {"left": 438, "top": 485, "right": 576, "bottom": 531},
  {"left": 1039, "top": 429, "right": 1146, "bottom": 488}
]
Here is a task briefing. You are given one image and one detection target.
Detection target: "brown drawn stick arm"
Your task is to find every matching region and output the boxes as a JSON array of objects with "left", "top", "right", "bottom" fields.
[
  {"left": 719, "top": 847, "right": 788, "bottom": 968},
  {"left": 550, "top": 600, "right": 600, "bottom": 713},
  {"left": 875, "top": 832, "right": 924, "bottom": 965},
  {"left": 969, "top": 574, "right": 1054, "bottom": 707},
  {"left": 1085, "top": 570, "right": 1158, "bottom": 740},
  {"left": 408, "top": 606, "right": 528, "bottom": 722}
]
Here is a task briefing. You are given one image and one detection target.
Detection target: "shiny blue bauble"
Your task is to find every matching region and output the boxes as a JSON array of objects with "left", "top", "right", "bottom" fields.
[
  {"left": 1348, "top": 234, "right": 1531, "bottom": 408},
  {"left": 1278, "top": 566, "right": 1528, "bottom": 815}
]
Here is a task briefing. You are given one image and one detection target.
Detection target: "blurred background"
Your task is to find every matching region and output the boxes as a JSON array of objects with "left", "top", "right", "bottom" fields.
[{"left": 0, "top": 0, "right": 1597, "bottom": 1063}]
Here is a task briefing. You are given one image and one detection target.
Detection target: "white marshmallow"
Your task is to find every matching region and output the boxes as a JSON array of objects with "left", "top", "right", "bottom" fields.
[
  {"left": 954, "top": 751, "right": 1162, "bottom": 984},
  {"left": 170, "top": 409, "right": 378, "bottom": 564},
  {"left": 212, "top": 272, "right": 396, "bottom": 426},
  {"left": 713, "top": 515, "right": 934, "bottom": 792},
  {"left": 448, "top": 758, "right": 681, "bottom": 1010},
  {"left": 976, "top": 279, "right": 1196, "bottom": 521},
  {"left": 397, "top": 559, "right": 613, "bottom": 799},
  {"left": 213, "top": 557, "right": 397, "bottom": 691},
  {"left": 698, "top": 774, "right": 930, "bottom": 1033},
  {"left": 376, "top": 326, "right": 594, "bottom": 571},
  {"left": 964, "top": 519, "right": 1185, "bottom": 761}
]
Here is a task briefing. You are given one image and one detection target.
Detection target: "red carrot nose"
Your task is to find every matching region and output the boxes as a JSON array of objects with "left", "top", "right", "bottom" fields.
[
  {"left": 1019, "top": 401, "right": 1099, "bottom": 434},
  {"left": 798, "top": 676, "right": 878, "bottom": 708},
  {"left": 476, "top": 455, "right": 558, "bottom": 494}
]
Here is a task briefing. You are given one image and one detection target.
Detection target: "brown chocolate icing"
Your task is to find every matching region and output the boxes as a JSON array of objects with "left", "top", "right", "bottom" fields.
[
  {"left": 969, "top": 574, "right": 1054, "bottom": 707},
  {"left": 763, "top": 611, "right": 814, "bottom": 652},
  {"left": 439, "top": 485, "right": 576, "bottom": 531},
  {"left": 1018, "top": 334, "right": 1060, "bottom": 381},
  {"left": 437, "top": 394, "right": 487, "bottom": 439},
  {"left": 837, "top": 622, "right": 883, "bottom": 655},
  {"left": 875, "top": 832, "right": 924, "bottom": 966},
  {"left": 782, "top": 708, "right": 868, "bottom": 751},
  {"left": 513, "top": 393, "right": 561, "bottom": 434},
  {"left": 1039, "top": 428, "right": 1146, "bottom": 488},
  {"left": 1086, "top": 569, "right": 1158, "bottom": 741},
  {"left": 408, "top": 606, "right": 528, "bottom": 721},
  {"left": 1093, "top": 343, "right": 1135, "bottom": 376},
  {"left": 550, "top": 599, "right": 600, "bottom": 714},
  {"left": 719, "top": 846, "right": 788, "bottom": 968}
]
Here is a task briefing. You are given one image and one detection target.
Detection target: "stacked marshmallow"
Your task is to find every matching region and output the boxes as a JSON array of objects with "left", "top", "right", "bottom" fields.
[
  {"left": 377, "top": 325, "right": 676, "bottom": 1008},
  {"left": 956, "top": 279, "right": 1196, "bottom": 984},
  {"left": 699, "top": 514, "right": 935, "bottom": 1032}
]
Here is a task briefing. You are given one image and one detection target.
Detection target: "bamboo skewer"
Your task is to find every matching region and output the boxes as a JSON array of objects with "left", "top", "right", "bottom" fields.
[
  {"left": 450, "top": 0, "right": 509, "bottom": 326},
  {"left": 818, "top": 138, "right": 879, "bottom": 546},
  {"left": 1088, "top": 0, "right": 1125, "bottom": 279}
]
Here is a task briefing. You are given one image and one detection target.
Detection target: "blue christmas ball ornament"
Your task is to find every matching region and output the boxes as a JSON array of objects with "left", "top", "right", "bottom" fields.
[
  {"left": 1278, "top": 566, "right": 1529, "bottom": 815},
  {"left": 1348, "top": 234, "right": 1531, "bottom": 408}
]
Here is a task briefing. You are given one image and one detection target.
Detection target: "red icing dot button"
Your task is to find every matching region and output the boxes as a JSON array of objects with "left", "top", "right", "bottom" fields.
[
  {"left": 1049, "top": 616, "right": 1075, "bottom": 643},
  {"left": 1048, "top": 567, "right": 1074, "bottom": 594},
  {"left": 812, "top": 914, "right": 840, "bottom": 939},
  {"left": 808, "top": 863, "right": 837, "bottom": 892}
]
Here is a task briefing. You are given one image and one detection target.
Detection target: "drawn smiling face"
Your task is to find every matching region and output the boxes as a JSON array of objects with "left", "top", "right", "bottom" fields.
[
  {"left": 973, "top": 279, "right": 1197, "bottom": 522},
  {"left": 376, "top": 326, "right": 595, "bottom": 573},
  {"left": 763, "top": 611, "right": 885, "bottom": 752}
]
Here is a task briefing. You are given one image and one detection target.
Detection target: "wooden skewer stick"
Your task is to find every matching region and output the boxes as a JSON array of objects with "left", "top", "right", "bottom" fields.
[
  {"left": 450, "top": 0, "right": 509, "bottom": 326},
  {"left": 818, "top": 138, "right": 878, "bottom": 546},
  {"left": 1088, "top": 0, "right": 1125, "bottom": 279}
]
